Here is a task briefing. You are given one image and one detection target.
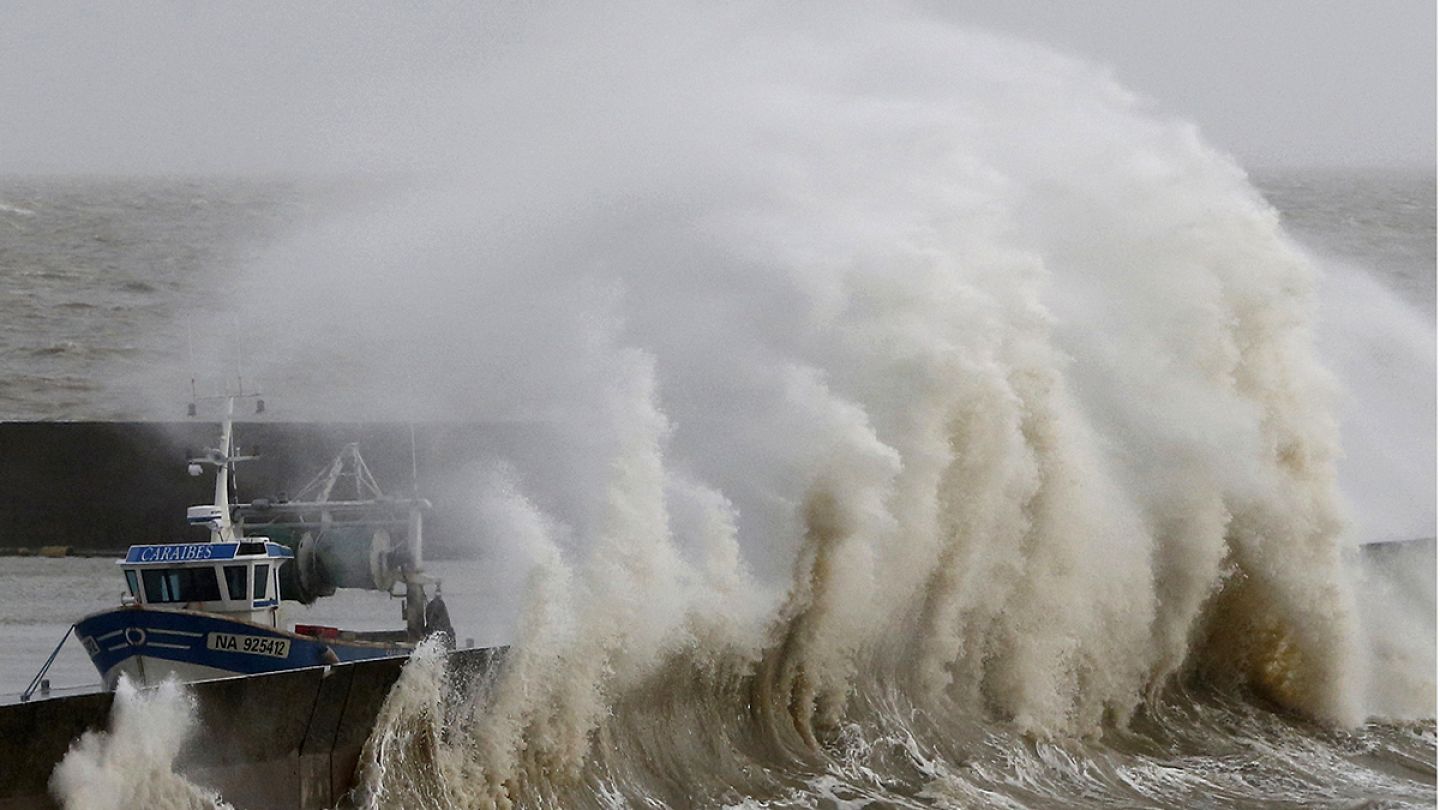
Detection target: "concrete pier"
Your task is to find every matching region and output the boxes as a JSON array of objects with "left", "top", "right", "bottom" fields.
[{"left": 0, "top": 647, "right": 502, "bottom": 810}]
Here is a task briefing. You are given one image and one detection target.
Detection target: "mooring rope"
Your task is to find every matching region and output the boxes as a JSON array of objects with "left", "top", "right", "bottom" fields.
[{"left": 21, "top": 624, "right": 73, "bottom": 702}]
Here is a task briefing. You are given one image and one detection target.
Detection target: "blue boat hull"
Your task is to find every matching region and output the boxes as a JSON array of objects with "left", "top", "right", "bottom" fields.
[{"left": 74, "top": 606, "right": 410, "bottom": 688}]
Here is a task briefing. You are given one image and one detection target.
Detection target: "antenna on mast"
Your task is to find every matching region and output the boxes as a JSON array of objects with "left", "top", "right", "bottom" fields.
[
  {"left": 232, "top": 314, "right": 246, "bottom": 401},
  {"left": 187, "top": 321, "right": 199, "bottom": 417},
  {"left": 409, "top": 423, "right": 419, "bottom": 497}
]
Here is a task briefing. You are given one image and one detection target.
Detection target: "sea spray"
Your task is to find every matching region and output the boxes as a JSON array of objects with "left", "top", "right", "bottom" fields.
[
  {"left": 1314, "top": 254, "right": 1437, "bottom": 545},
  {"left": 49, "top": 677, "right": 231, "bottom": 810},
  {"left": 358, "top": 346, "right": 779, "bottom": 808},
  {"left": 353, "top": 638, "right": 456, "bottom": 808},
  {"left": 1353, "top": 539, "right": 1436, "bottom": 720},
  {"left": 245, "top": 3, "right": 1428, "bottom": 805}
]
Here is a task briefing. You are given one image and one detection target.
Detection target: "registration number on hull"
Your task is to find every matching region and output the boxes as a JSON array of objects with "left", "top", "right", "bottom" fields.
[{"left": 206, "top": 632, "right": 291, "bottom": 658}]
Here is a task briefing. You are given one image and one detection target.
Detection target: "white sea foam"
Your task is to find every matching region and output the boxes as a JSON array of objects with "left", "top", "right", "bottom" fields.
[{"left": 49, "top": 677, "right": 231, "bottom": 810}]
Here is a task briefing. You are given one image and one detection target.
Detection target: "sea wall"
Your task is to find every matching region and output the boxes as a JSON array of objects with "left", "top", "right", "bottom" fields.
[
  {"left": 0, "top": 647, "right": 501, "bottom": 810},
  {"left": 0, "top": 422, "right": 563, "bottom": 558}
]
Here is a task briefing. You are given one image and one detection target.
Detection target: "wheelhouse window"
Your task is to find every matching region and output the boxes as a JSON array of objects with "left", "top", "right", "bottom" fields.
[
  {"left": 141, "top": 567, "right": 222, "bottom": 603},
  {"left": 124, "top": 570, "right": 140, "bottom": 599},
  {"left": 253, "top": 563, "right": 270, "bottom": 600},
  {"left": 223, "top": 565, "right": 248, "bottom": 601}
]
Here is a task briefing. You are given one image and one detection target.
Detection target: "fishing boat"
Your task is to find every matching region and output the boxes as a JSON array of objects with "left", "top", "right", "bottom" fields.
[{"left": 58, "top": 391, "right": 454, "bottom": 690}]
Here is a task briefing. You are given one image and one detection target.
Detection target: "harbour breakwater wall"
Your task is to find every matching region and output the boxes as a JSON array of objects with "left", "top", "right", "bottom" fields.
[
  {"left": 0, "top": 421, "right": 564, "bottom": 558},
  {"left": 0, "top": 647, "right": 502, "bottom": 810}
]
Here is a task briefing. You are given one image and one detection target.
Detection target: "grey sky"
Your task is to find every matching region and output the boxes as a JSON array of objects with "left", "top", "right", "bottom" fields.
[
  {"left": 0, "top": 1, "right": 1432, "bottom": 174},
  {"left": 938, "top": 0, "right": 1436, "bottom": 170}
]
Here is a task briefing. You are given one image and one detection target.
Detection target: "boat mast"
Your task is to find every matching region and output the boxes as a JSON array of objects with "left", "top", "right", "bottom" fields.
[
  {"left": 213, "top": 395, "right": 237, "bottom": 541},
  {"left": 188, "top": 383, "right": 261, "bottom": 543}
]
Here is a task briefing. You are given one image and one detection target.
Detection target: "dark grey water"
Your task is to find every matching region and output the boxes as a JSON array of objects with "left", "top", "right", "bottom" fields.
[
  {"left": 0, "top": 176, "right": 354, "bottom": 420},
  {"left": 1256, "top": 168, "right": 1436, "bottom": 317},
  {"left": 1, "top": 170, "right": 1433, "bottom": 420}
]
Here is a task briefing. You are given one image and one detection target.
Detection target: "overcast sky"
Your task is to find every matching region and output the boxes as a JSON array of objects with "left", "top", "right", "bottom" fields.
[
  {"left": 941, "top": 0, "right": 1435, "bottom": 170},
  {"left": 0, "top": 1, "right": 1433, "bottom": 174}
]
